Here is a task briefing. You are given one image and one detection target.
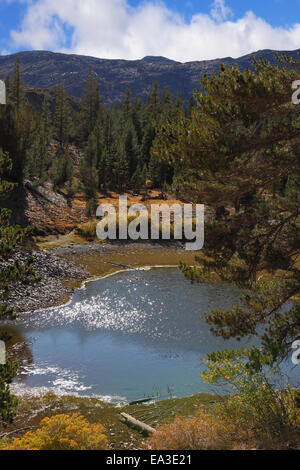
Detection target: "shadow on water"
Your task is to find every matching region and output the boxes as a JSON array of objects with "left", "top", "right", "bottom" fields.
[{"left": 0, "top": 326, "right": 34, "bottom": 377}]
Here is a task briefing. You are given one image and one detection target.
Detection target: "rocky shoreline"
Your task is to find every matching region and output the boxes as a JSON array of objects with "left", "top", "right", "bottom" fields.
[
  {"left": 1, "top": 241, "right": 198, "bottom": 314},
  {"left": 1, "top": 248, "right": 88, "bottom": 313}
]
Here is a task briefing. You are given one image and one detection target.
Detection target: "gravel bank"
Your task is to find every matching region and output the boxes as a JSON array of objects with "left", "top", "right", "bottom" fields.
[{"left": 0, "top": 249, "right": 88, "bottom": 313}]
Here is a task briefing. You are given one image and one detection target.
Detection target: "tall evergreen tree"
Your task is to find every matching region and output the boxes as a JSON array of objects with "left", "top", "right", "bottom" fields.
[
  {"left": 114, "top": 143, "right": 129, "bottom": 191},
  {"left": 79, "top": 69, "right": 101, "bottom": 145},
  {"left": 130, "top": 163, "right": 144, "bottom": 190},
  {"left": 27, "top": 94, "right": 52, "bottom": 183},
  {"left": 147, "top": 81, "right": 161, "bottom": 121},
  {"left": 122, "top": 123, "right": 139, "bottom": 178},
  {"left": 132, "top": 95, "right": 143, "bottom": 145},
  {"left": 54, "top": 82, "right": 70, "bottom": 149},
  {"left": 0, "top": 58, "right": 38, "bottom": 184},
  {"left": 153, "top": 54, "right": 300, "bottom": 371},
  {"left": 185, "top": 96, "right": 196, "bottom": 119},
  {"left": 53, "top": 146, "right": 73, "bottom": 190},
  {"left": 0, "top": 149, "right": 39, "bottom": 425},
  {"left": 80, "top": 131, "right": 99, "bottom": 200},
  {"left": 140, "top": 123, "right": 155, "bottom": 167},
  {"left": 99, "top": 110, "right": 117, "bottom": 189},
  {"left": 10, "top": 57, "right": 25, "bottom": 113},
  {"left": 120, "top": 88, "right": 132, "bottom": 121}
]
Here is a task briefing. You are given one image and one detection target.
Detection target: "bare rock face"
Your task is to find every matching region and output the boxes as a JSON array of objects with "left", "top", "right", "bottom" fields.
[
  {"left": 1, "top": 181, "right": 88, "bottom": 235},
  {"left": 0, "top": 49, "right": 298, "bottom": 105},
  {"left": 23, "top": 183, "right": 88, "bottom": 235}
]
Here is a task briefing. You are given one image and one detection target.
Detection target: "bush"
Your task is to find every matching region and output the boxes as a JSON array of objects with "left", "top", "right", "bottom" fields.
[
  {"left": 202, "top": 350, "right": 300, "bottom": 447},
  {"left": 1, "top": 413, "right": 108, "bottom": 450},
  {"left": 76, "top": 210, "right": 196, "bottom": 243},
  {"left": 147, "top": 410, "right": 236, "bottom": 450},
  {"left": 148, "top": 355, "right": 300, "bottom": 451},
  {"left": 75, "top": 220, "right": 98, "bottom": 241}
]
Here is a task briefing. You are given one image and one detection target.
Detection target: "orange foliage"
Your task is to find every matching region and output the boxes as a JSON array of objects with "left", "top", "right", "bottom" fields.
[{"left": 147, "top": 410, "right": 236, "bottom": 450}]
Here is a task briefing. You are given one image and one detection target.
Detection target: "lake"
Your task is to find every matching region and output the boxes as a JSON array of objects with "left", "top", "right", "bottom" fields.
[{"left": 3, "top": 267, "right": 298, "bottom": 402}]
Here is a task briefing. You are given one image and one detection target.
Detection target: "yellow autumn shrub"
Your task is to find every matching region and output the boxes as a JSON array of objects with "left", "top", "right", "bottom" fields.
[
  {"left": 2, "top": 413, "right": 108, "bottom": 450},
  {"left": 75, "top": 220, "right": 98, "bottom": 241}
]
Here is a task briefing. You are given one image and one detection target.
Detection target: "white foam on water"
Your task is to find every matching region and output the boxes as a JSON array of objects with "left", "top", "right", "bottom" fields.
[
  {"left": 11, "top": 382, "right": 127, "bottom": 403},
  {"left": 14, "top": 361, "right": 127, "bottom": 402}
]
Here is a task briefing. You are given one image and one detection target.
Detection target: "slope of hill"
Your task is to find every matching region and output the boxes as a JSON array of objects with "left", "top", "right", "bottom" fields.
[{"left": 0, "top": 49, "right": 298, "bottom": 104}]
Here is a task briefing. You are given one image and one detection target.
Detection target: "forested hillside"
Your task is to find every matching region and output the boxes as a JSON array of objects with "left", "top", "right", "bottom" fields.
[
  {"left": 0, "top": 49, "right": 299, "bottom": 104},
  {"left": 0, "top": 57, "right": 187, "bottom": 230}
]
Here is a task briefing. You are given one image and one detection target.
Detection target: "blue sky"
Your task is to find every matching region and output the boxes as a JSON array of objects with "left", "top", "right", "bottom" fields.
[
  {"left": 131, "top": 0, "right": 300, "bottom": 26},
  {"left": 0, "top": 0, "right": 300, "bottom": 61}
]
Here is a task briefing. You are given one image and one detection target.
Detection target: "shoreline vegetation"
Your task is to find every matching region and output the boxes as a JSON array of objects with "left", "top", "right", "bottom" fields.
[
  {"left": 0, "top": 240, "right": 225, "bottom": 449},
  {"left": 1, "top": 51, "right": 300, "bottom": 450},
  {"left": 0, "top": 241, "right": 216, "bottom": 444},
  {"left": 3, "top": 238, "right": 299, "bottom": 450},
  {"left": 0, "top": 392, "right": 221, "bottom": 450}
]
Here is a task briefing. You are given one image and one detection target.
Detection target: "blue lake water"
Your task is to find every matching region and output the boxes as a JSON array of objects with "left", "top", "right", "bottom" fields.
[{"left": 4, "top": 268, "right": 299, "bottom": 402}]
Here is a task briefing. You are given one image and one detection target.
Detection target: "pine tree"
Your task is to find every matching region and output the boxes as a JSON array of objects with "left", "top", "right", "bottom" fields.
[
  {"left": 185, "top": 96, "right": 195, "bottom": 119},
  {"left": 54, "top": 82, "right": 70, "bottom": 149},
  {"left": 10, "top": 57, "right": 25, "bottom": 113},
  {"left": 114, "top": 144, "right": 129, "bottom": 191},
  {"left": 132, "top": 95, "right": 143, "bottom": 145},
  {"left": 0, "top": 148, "right": 39, "bottom": 425},
  {"left": 140, "top": 123, "right": 155, "bottom": 167},
  {"left": 160, "top": 88, "right": 173, "bottom": 119},
  {"left": 79, "top": 69, "right": 101, "bottom": 145},
  {"left": 147, "top": 81, "right": 160, "bottom": 120},
  {"left": 130, "top": 163, "right": 144, "bottom": 191},
  {"left": 123, "top": 123, "right": 139, "bottom": 177},
  {"left": 148, "top": 154, "right": 161, "bottom": 187},
  {"left": 27, "top": 94, "right": 52, "bottom": 184},
  {"left": 120, "top": 88, "right": 132, "bottom": 121},
  {"left": 0, "top": 58, "right": 38, "bottom": 184},
  {"left": 153, "top": 54, "right": 300, "bottom": 370},
  {"left": 174, "top": 93, "right": 185, "bottom": 113},
  {"left": 53, "top": 146, "right": 73, "bottom": 190},
  {"left": 99, "top": 110, "right": 117, "bottom": 189},
  {"left": 80, "top": 131, "right": 99, "bottom": 200}
]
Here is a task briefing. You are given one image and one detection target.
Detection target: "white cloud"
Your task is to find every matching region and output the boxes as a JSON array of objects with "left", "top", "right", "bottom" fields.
[
  {"left": 6, "top": 0, "right": 300, "bottom": 61},
  {"left": 210, "top": 0, "right": 233, "bottom": 23}
]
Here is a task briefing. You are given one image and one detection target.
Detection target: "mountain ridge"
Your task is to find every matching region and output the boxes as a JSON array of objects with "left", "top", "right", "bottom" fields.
[{"left": 0, "top": 48, "right": 299, "bottom": 105}]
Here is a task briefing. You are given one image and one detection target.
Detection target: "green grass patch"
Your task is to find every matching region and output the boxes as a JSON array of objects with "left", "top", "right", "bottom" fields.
[{"left": 0, "top": 393, "right": 221, "bottom": 450}]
